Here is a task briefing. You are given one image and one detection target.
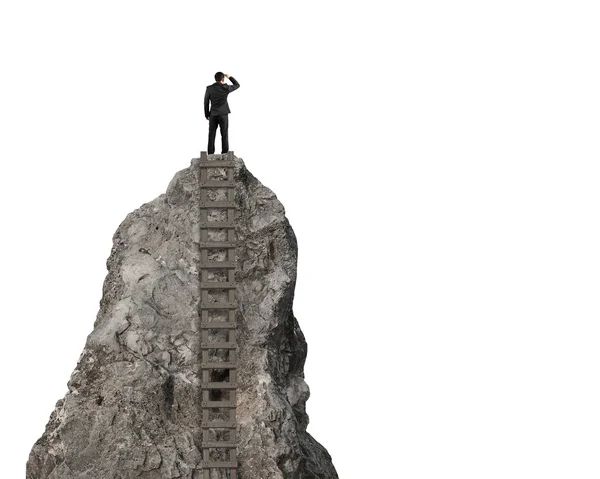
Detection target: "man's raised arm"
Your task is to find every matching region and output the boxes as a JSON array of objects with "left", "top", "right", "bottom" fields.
[{"left": 226, "top": 74, "right": 240, "bottom": 92}]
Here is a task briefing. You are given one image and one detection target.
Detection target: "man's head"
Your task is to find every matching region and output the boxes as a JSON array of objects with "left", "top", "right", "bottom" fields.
[{"left": 215, "top": 72, "right": 225, "bottom": 83}]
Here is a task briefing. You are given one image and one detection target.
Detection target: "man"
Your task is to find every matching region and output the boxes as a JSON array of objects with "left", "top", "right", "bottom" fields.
[{"left": 204, "top": 72, "right": 240, "bottom": 154}]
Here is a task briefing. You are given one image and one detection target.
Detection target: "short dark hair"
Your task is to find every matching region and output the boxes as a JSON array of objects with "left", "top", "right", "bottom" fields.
[{"left": 214, "top": 72, "right": 224, "bottom": 82}]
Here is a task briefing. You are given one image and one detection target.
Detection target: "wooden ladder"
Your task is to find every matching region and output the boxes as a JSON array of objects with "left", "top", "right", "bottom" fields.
[{"left": 199, "top": 150, "right": 238, "bottom": 479}]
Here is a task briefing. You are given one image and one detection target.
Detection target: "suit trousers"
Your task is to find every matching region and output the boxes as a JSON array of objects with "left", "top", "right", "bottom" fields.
[{"left": 207, "top": 114, "right": 229, "bottom": 154}]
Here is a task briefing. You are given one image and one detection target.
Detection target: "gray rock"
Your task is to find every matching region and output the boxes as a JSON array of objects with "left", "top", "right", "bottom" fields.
[{"left": 27, "top": 154, "right": 338, "bottom": 479}]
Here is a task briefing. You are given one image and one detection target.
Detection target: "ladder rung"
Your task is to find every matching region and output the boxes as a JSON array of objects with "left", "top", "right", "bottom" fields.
[
  {"left": 198, "top": 241, "right": 237, "bottom": 249},
  {"left": 200, "top": 342, "right": 237, "bottom": 349},
  {"left": 199, "top": 261, "right": 236, "bottom": 269},
  {"left": 198, "top": 160, "right": 235, "bottom": 167},
  {"left": 201, "top": 382, "right": 238, "bottom": 389},
  {"left": 202, "top": 401, "right": 236, "bottom": 408},
  {"left": 199, "top": 201, "right": 237, "bottom": 208},
  {"left": 201, "top": 461, "right": 237, "bottom": 468},
  {"left": 202, "top": 441, "right": 236, "bottom": 448},
  {"left": 201, "top": 281, "right": 236, "bottom": 289},
  {"left": 201, "top": 421, "right": 237, "bottom": 428},
  {"left": 200, "top": 302, "right": 236, "bottom": 310},
  {"left": 201, "top": 361, "right": 237, "bottom": 369},
  {"left": 199, "top": 221, "right": 235, "bottom": 228},
  {"left": 199, "top": 180, "right": 234, "bottom": 187},
  {"left": 201, "top": 321, "right": 237, "bottom": 329}
]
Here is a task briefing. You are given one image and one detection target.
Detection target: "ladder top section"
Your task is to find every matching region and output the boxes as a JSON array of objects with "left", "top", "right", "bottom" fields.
[{"left": 200, "top": 151, "right": 234, "bottom": 162}]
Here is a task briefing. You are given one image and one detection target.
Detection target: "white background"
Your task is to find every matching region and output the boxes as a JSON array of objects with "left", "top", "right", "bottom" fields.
[{"left": 1, "top": 1, "right": 600, "bottom": 478}]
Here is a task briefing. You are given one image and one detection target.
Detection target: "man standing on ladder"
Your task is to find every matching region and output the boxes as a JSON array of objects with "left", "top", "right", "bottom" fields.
[{"left": 204, "top": 72, "right": 240, "bottom": 154}]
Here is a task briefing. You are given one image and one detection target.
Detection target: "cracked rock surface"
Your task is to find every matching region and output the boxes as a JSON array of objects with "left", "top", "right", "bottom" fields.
[{"left": 26, "top": 154, "right": 338, "bottom": 479}]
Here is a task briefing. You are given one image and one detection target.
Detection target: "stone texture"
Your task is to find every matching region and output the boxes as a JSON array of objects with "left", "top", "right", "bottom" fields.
[{"left": 26, "top": 154, "right": 338, "bottom": 479}]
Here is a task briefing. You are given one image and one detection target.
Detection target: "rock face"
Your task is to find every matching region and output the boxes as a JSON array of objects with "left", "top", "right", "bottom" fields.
[{"left": 26, "top": 154, "right": 338, "bottom": 479}]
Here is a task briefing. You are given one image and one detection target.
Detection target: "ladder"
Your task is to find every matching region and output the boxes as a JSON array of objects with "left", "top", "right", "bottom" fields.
[{"left": 199, "top": 150, "right": 238, "bottom": 479}]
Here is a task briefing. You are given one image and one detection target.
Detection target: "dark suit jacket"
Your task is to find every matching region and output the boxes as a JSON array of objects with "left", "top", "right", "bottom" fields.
[{"left": 204, "top": 77, "right": 240, "bottom": 118}]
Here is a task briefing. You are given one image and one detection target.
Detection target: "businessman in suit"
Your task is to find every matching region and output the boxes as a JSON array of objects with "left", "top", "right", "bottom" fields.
[{"left": 204, "top": 72, "right": 240, "bottom": 154}]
